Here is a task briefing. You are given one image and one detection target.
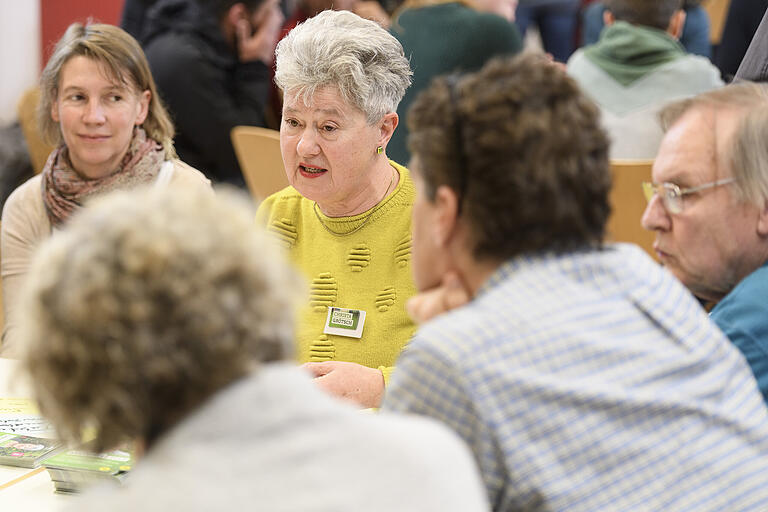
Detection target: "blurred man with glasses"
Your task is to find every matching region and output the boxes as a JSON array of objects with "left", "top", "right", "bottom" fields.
[{"left": 642, "top": 82, "right": 768, "bottom": 404}]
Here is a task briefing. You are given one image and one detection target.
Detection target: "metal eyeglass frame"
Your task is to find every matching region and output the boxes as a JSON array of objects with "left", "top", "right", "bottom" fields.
[{"left": 641, "top": 178, "right": 735, "bottom": 214}]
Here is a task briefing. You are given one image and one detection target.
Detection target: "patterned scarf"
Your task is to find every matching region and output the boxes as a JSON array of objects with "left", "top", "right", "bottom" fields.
[{"left": 41, "top": 127, "right": 165, "bottom": 227}]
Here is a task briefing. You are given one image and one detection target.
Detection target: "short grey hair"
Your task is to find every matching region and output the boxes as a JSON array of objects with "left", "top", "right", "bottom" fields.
[
  {"left": 660, "top": 81, "right": 768, "bottom": 207},
  {"left": 20, "top": 185, "right": 303, "bottom": 451},
  {"left": 275, "top": 10, "right": 412, "bottom": 123}
]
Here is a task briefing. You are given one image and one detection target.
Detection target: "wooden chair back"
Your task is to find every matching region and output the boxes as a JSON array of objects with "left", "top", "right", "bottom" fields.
[
  {"left": 17, "top": 87, "right": 54, "bottom": 174},
  {"left": 607, "top": 160, "right": 656, "bottom": 259},
  {"left": 230, "top": 126, "right": 288, "bottom": 201},
  {"left": 703, "top": 0, "right": 732, "bottom": 45}
]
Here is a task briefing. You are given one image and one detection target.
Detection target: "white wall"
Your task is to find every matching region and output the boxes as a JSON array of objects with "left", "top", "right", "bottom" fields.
[{"left": 0, "top": 0, "right": 40, "bottom": 125}]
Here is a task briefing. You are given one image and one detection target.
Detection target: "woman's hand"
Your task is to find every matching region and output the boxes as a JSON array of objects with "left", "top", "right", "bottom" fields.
[
  {"left": 236, "top": 7, "right": 283, "bottom": 65},
  {"left": 406, "top": 271, "right": 471, "bottom": 324},
  {"left": 303, "top": 361, "right": 385, "bottom": 408}
]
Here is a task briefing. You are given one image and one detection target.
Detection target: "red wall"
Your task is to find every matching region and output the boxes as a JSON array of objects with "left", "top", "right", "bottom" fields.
[{"left": 40, "top": 0, "right": 126, "bottom": 66}]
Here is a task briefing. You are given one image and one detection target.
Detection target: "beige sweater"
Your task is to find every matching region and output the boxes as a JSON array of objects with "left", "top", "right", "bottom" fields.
[{"left": 0, "top": 159, "right": 211, "bottom": 356}]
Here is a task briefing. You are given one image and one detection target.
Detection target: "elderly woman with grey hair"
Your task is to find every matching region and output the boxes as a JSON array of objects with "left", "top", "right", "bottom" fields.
[
  {"left": 256, "top": 10, "right": 414, "bottom": 408},
  {"left": 19, "top": 185, "right": 489, "bottom": 511}
]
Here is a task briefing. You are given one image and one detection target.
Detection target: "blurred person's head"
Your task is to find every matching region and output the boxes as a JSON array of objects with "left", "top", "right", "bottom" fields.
[
  {"left": 407, "top": 53, "right": 610, "bottom": 291},
  {"left": 641, "top": 82, "right": 768, "bottom": 301},
  {"left": 39, "top": 22, "right": 175, "bottom": 176},
  {"left": 20, "top": 185, "right": 302, "bottom": 452},
  {"left": 604, "top": 0, "right": 685, "bottom": 38},
  {"left": 274, "top": 10, "right": 411, "bottom": 214}
]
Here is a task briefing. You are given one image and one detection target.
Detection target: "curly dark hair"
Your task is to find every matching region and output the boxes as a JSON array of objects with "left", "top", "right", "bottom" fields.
[
  {"left": 21, "top": 185, "right": 303, "bottom": 452},
  {"left": 408, "top": 53, "right": 611, "bottom": 261},
  {"left": 604, "top": 0, "right": 683, "bottom": 30}
]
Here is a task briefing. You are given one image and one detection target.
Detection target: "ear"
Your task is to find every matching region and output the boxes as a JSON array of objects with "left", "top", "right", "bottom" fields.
[
  {"left": 135, "top": 89, "right": 151, "bottom": 125},
  {"left": 667, "top": 9, "right": 685, "bottom": 39},
  {"left": 377, "top": 112, "right": 398, "bottom": 148},
  {"left": 603, "top": 10, "right": 615, "bottom": 26},
  {"left": 757, "top": 199, "right": 768, "bottom": 237},
  {"left": 432, "top": 184, "right": 460, "bottom": 248}
]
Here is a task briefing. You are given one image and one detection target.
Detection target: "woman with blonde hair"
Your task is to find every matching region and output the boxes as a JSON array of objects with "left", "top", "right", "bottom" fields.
[
  {"left": 387, "top": 0, "right": 522, "bottom": 164},
  {"left": 0, "top": 23, "right": 210, "bottom": 356}
]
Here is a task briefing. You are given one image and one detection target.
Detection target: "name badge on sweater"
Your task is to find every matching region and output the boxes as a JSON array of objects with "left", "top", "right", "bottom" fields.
[{"left": 324, "top": 307, "right": 366, "bottom": 338}]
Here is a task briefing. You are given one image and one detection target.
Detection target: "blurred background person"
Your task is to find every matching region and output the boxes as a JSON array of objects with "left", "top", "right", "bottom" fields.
[
  {"left": 19, "top": 184, "right": 490, "bottom": 512},
  {"left": 515, "top": 0, "right": 580, "bottom": 62},
  {"left": 0, "top": 23, "right": 211, "bottom": 357},
  {"left": 141, "top": 0, "right": 284, "bottom": 186},
  {"left": 581, "top": 0, "right": 712, "bottom": 58},
  {"left": 120, "top": 0, "right": 161, "bottom": 41},
  {"left": 0, "top": 123, "right": 33, "bottom": 213},
  {"left": 388, "top": 0, "right": 521, "bottom": 165},
  {"left": 256, "top": 11, "right": 412, "bottom": 409},
  {"left": 567, "top": 0, "right": 722, "bottom": 159}
]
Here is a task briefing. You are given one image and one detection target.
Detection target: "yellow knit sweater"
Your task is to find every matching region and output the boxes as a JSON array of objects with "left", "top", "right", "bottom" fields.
[{"left": 256, "top": 162, "right": 416, "bottom": 382}]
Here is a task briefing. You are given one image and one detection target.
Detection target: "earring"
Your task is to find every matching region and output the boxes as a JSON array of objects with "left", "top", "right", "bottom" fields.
[{"left": 376, "top": 146, "right": 383, "bottom": 154}]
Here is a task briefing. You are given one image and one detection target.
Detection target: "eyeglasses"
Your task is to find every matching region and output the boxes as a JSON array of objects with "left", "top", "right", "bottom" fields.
[{"left": 641, "top": 178, "right": 735, "bottom": 214}]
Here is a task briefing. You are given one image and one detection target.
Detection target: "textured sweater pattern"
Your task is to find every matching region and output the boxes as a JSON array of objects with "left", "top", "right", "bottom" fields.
[{"left": 256, "top": 162, "right": 416, "bottom": 381}]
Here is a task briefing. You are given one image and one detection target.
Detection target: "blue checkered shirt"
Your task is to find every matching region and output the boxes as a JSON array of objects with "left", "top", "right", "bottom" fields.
[{"left": 384, "top": 244, "right": 768, "bottom": 511}]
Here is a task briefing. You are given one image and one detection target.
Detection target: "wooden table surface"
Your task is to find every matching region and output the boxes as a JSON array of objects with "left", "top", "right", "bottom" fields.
[{"left": 0, "top": 358, "right": 70, "bottom": 510}]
